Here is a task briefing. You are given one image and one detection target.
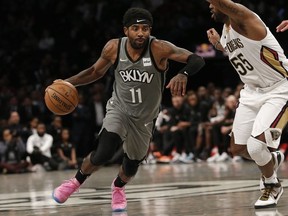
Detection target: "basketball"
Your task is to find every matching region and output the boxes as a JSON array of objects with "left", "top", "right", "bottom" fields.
[{"left": 44, "top": 80, "right": 79, "bottom": 115}]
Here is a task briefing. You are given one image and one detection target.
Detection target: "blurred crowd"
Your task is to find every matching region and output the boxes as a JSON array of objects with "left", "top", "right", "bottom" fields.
[
  {"left": 1, "top": 81, "right": 288, "bottom": 174},
  {"left": 0, "top": 0, "right": 287, "bottom": 173},
  {"left": 148, "top": 83, "right": 288, "bottom": 164}
]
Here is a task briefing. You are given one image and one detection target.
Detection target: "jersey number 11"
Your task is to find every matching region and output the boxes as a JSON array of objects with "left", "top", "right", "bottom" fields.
[{"left": 130, "top": 88, "right": 143, "bottom": 103}]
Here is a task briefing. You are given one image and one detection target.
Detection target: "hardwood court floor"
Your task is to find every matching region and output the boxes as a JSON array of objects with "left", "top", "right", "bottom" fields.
[{"left": 1, "top": 161, "right": 288, "bottom": 216}]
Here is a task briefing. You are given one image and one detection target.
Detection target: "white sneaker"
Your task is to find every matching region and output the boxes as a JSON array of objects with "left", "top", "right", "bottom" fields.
[
  {"left": 255, "top": 181, "right": 283, "bottom": 209},
  {"left": 180, "top": 153, "right": 194, "bottom": 163},
  {"left": 259, "top": 151, "right": 285, "bottom": 191},
  {"left": 206, "top": 153, "right": 220, "bottom": 163},
  {"left": 171, "top": 153, "right": 181, "bottom": 163},
  {"left": 179, "top": 152, "right": 187, "bottom": 162},
  {"left": 31, "top": 164, "right": 46, "bottom": 172},
  {"left": 215, "top": 152, "right": 230, "bottom": 162},
  {"left": 232, "top": 156, "right": 243, "bottom": 163}
]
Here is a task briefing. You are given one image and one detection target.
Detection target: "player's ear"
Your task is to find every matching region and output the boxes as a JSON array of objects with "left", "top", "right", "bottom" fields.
[{"left": 124, "top": 27, "right": 128, "bottom": 36}]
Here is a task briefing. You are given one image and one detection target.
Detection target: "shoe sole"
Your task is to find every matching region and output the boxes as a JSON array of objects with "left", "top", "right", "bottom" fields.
[
  {"left": 112, "top": 207, "right": 127, "bottom": 212},
  {"left": 254, "top": 187, "right": 284, "bottom": 209},
  {"left": 52, "top": 191, "right": 64, "bottom": 204}
]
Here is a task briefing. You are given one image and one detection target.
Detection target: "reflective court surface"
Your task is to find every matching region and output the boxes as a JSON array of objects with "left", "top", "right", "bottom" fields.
[{"left": 1, "top": 161, "right": 288, "bottom": 216}]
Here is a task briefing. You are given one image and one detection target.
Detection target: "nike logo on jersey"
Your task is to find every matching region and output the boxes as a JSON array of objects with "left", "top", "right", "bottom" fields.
[
  {"left": 144, "top": 122, "right": 153, "bottom": 127},
  {"left": 119, "top": 69, "right": 155, "bottom": 83},
  {"left": 136, "top": 19, "right": 146, "bottom": 23},
  {"left": 120, "top": 58, "right": 128, "bottom": 62}
]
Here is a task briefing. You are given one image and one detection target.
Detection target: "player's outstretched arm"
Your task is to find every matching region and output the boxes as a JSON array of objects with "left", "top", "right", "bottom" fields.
[
  {"left": 155, "top": 40, "right": 205, "bottom": 96},
  {"left": 208, "top": 0, "right": 266, "bottom": 40},
  {"left": 64, "top": 39, "right": 117, "bottom": 87},
  {"left": 276, "top": 20, "right": 288, "bottom": 32},
  {"left": 207, "top": 0, "right": 251, "bottom": 21}
]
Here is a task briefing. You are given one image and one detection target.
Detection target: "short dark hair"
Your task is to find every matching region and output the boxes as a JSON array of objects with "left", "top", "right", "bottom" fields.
[{"left": 123, "top": 8, "right": 153, "bottom": 27}]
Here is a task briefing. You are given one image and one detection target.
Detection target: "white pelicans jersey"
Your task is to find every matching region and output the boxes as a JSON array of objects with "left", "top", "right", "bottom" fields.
[{"left": 220, "top": 20, "right": 288, "bottom": 88}]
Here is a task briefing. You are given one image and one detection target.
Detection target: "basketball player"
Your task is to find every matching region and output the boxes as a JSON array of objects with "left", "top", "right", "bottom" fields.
[
  {"left": 52, "top": 8, "right": 205, "bottom": 212},
  {"left": 206, "top": 0, "right": 288, "bottom": 209},
  {"left": 276, "top": 20, "right": 288, "bottom": 32}
]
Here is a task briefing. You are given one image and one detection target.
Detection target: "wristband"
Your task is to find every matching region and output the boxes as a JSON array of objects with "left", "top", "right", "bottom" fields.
[
  {"left": 178, "top": 54, "right": 205, "bottom": 76},
  {"left": 214, "top": 41, "right": 220, "bottom": 49}
]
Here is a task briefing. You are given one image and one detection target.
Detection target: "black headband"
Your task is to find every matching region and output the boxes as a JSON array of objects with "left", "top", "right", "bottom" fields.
[{"left": 124, "top": 18, "right": 152, "bottom": 27}]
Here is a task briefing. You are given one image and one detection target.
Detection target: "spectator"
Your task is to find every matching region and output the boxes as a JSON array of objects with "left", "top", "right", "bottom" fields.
[
  {"left": 196, "top": 86, "right": 214, "bottom": 160},
  {"left": 7, "top": 111, "right": 25, "bottom": 140},
  {"left": 26, "top": 122, "right": 57, "bottom": 171},
  {"left": 38, "top": 29, "right": 55, "bottom": 51},
  {"left": 185, "top": 91, "right": 202, "bottom": 162},
  {"left": 207, "top": 95, "right": 237, "bottom": 162},
  {"left": 89, "top": 83, "right": 107, "bottom": 134},
  {"left": 0, "top": 128, "right": 29, "bottom": 174},
  {"left": 47, "top": 115, "right": 63, "bottom": 157},
  {"left": 22, "top": 116, "right": 39, "bottom": 143},
  {"left": 71, "top": 93, "right": 92, "bottom": 158},
  {"left": 57, "top": 128, "right": 79, "bottom": 170},
  {"left": 150, "top": 107, "right": 171, "bottom": 163},
  {"left": 166, "top": 96, "right": 192, "bottom": 163},
  {"left": 206, "top": 88, "right": 226, "bottom": 161},
  {"left": 18, "top": 96, "right": 41, "bottom": 125}
]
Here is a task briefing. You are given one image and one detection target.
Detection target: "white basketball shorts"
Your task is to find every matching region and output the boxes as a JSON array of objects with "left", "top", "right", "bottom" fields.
[{"left": 233, "top": 79, "right": 288, "bottom": 145}]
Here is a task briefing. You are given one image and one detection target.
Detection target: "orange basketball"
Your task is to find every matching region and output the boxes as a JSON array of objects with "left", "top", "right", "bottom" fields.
[{"left": 44, "top": 80, "right": 79, "bottom": 115}]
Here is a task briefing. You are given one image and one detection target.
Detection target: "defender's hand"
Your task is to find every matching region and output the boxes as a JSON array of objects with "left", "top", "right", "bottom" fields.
[
  {"left": 276, "top": 20, "right": 288, "bottom": 32},
  {"left": 166, "top": 74, "right": 187, "bottom": 96},
  {"left": 207, "top": 28, "right": 221, "bottom": 46}
]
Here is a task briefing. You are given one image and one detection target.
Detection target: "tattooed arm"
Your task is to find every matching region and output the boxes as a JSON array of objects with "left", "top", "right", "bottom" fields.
[
  {"left": 64, "top": 39, "right": 118, "bottom": 86},
  {"left": 207, "top": 0, "right": 266, "bottom": 40},
  {"left": 207, "top": 0, "right": 252, "bottom": 21}
]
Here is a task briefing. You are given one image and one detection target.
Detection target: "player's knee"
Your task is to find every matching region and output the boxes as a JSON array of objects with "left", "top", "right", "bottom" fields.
[
  {"left": 89, "top": 150, "right": 111, "bottom": 166},
  {"left": 247, "top": 136, "right": 272, "bottom": 166},
  {"left": 90, "top": 129, "right": 122, "bottom": 166},
  {"left": 122, "top": 154, "right": 143, "bottom": 177}
]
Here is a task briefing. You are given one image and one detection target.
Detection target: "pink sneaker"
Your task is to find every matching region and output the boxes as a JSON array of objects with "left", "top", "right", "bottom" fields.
[
  {"left": 111, "top": 180, "right": 127, "bottom": 212},
  {"left": 52, "top": 178, "right": 80, "bottom": 204}
]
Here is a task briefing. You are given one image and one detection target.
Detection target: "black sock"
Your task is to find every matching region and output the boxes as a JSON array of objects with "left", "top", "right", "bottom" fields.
[
  {"left": 114, "top": 175, "right": 127, "bottom": 188},
  {"left": 75, "top": 169, "right": 90, "bottom": 184}
]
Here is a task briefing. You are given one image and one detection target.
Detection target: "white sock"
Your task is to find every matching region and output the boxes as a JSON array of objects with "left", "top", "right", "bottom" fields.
[{"left": 264, "top": 172, "right": 278, "bottom": 184}]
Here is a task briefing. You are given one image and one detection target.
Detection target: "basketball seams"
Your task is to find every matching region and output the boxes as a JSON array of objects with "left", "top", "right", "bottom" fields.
[
  {"left": 51, "top": 82, "right": 79, "bottom": 104},
  {"left": 45, "top": 90, "right": 70, "bottom": 115},
  {"left": 53, "top": 81, "right": 78, "bottom": 95},
  {"left": 48, "top": 86, "right": 77, "bottom": 108},
  {"left": 44, "top": 81, "right": 79, "bottom": 115},
  {"left": 53, "top": 82, "right": 78, "bottom": 97}
]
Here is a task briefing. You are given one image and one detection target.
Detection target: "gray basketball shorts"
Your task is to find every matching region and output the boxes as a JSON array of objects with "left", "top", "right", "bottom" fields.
[{"left": 101, "top": 100, "right": 154, "bottom": 160}]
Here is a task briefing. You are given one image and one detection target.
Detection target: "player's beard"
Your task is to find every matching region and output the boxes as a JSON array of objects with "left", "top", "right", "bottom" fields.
[
  {"left": 213, "top": 12, "right": 228, "bottom": 23},
  {"left": 130, "top": 37, "right": 149, "bottom": 50}
]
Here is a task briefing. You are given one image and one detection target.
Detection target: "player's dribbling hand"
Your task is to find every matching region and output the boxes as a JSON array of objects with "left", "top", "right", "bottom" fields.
[
  {"left": 53, "top": 79, "right": 65, "bottom": 83},
  {"left": 276, "top": 20, "right": 288, "bottom": 32},
  {"left": 45, "top": 79, "right": 64, "bottom": 92},
  {"left": 166, "top": 74, "right": 187, "bottom": 96}
]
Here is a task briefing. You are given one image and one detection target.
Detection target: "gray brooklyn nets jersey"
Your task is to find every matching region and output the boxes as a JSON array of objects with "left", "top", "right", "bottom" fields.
[{"left": 110, "top": 36, "right": 166, "bottom": 122}]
